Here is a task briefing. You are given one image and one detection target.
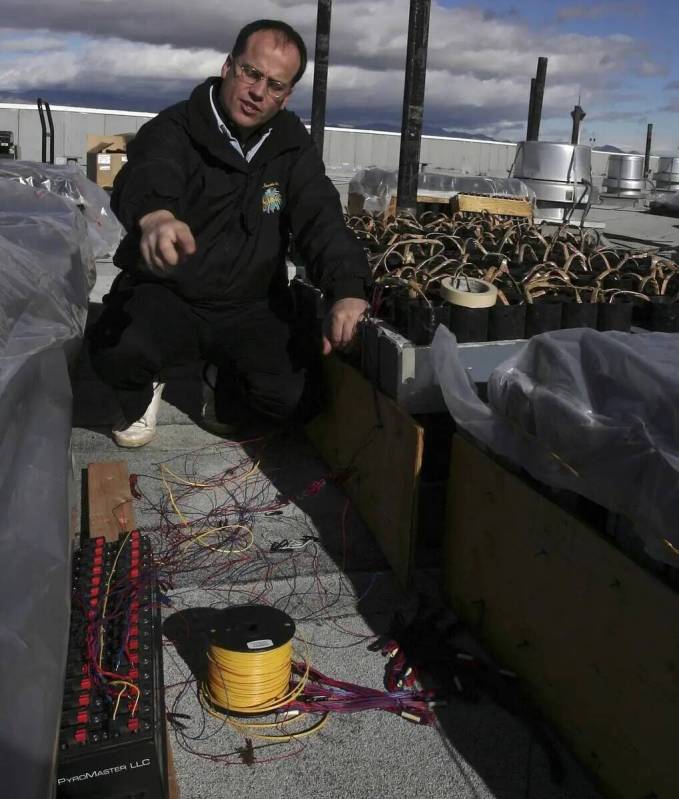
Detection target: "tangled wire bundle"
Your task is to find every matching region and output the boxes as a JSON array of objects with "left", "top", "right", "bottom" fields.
[{"left": 346, "top": 209, "right": 679, "bottom": 340}]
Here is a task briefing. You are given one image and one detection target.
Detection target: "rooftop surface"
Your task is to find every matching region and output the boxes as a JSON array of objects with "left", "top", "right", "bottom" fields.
[{"left": 70, "top": 201, "right": 677, "bottom": 799}]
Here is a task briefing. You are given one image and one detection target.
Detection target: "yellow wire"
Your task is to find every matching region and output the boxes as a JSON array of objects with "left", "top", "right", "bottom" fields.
[
  {"left": 663, "top": 538, "right": 679, "bottom": 557},
  {"left": 206, "top": 641, "right": 296, "bottom": 714},
  {"left": 198, "top": 691, "right": 329, "bottom": 741},
  {"left": 181, "top": 524, "right": 253, "bottom": 554},
  {"left": 99, "top": 531, "right": 131, "bottom": 670},
  {"left": 110, "top": 680, "right": 141, "bottom": 719},
  {"left": 200, "top": 639, "right": 325, "bottom": 741},
  {"left": 161, "top": 468, "right": 254, "bottom": 555},
  {"left": 160, "top": 461, "right": 260, "bottom": 489}
]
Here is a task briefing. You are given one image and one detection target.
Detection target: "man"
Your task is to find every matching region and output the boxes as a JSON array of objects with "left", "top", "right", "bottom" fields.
[{"left": 89, "top": 19, "right": 370, "bottom": 446}]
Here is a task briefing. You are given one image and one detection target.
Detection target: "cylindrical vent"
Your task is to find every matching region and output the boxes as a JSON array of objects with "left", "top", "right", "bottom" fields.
[
  {"left": 603, "top": 153, "right": 646, "bottom": 198},
  {"left": 513, "top": 141, "right": 591, "bottom": 222},
  {"left": 654, "top": 157, "right": 679, "bottom": 192}
]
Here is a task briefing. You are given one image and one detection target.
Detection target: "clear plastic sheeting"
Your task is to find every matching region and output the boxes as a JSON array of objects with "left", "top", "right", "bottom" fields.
[
  {"left": 349, "top": 167, "right": 535, "bottom": 214},
  {"left": 431, "top": 325, "right": 679, "bottom": 565},
  {"left": 0, "top": 160, "right": 123, "bottom": 259},
  {"left": 649, "top": 190, "right": 679, "bottom": 212},
  {"left": 0, "top": 180, "right": 91, "bottom": 799}
]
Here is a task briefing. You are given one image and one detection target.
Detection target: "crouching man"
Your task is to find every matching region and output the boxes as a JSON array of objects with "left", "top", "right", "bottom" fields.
[{"left": 89, "top": 18, "right": 370, "bottom": 446}]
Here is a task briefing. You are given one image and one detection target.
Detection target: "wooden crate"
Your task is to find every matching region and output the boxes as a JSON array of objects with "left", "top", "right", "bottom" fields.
[
  {"left": 348, "top": 191, "right": 533, "bottom": 221},
  {"left": 306, "top": 355, "right": 424, "bottom": 587},
  {"left": 450, "top": 193, "right": 534, "bottom": 219},
  {"left": 444, "top": 435, "right": 679, "bottom": 799}
]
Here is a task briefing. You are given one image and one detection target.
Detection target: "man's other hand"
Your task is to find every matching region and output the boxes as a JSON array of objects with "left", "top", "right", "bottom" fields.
[
  {"left": 139, "top": 210, "right": 196, "bottom": 271},
  {"left": 322, "top": 297, "right": 370, "bottom": 355}
]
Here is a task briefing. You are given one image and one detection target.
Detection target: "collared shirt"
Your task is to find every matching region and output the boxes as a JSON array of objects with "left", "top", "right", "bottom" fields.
[{"left": 209, "top": 85, "right": 272, "bottom": 163}]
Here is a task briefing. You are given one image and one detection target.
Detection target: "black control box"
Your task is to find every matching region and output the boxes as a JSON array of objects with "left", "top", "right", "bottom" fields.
[{"left": 56, "top": 532, "right": 168, "bottom": 798}]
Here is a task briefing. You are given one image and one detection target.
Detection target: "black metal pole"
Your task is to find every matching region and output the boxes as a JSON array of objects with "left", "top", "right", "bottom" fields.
[
  {"left": 526, "top": 79, "right": 536, "bottom": 141},
  {"left": 396, "top": 0, "right": 431, "bottom": 213},
  {"left": 46, "top": 100, "right": 55, "bottom": 164},
  {"left": 526, "top": 57, "right": 548, "bottom": 141},
  {"left": 644, "top": 123, "right": 653, "bottom": 177},
  {"left": 570, "top": 105, "right": 586, "bottom": 144},
  {"left": 37, "top": 98, "right": 47, "bottom": 163},
  {"left": 310, "top": 0, "right": 332, "bottom": 156}
]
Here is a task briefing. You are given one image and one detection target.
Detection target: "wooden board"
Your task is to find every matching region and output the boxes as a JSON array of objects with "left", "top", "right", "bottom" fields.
[
  {"left": 167, "top": 730, "right": 180, "bottom": 799},
  {"left": 444, "top": 435, "right": 679, "bottom": 799},
  {"left": 450, "top": 193, "right": 534, "bottom": 218},
  {"left": 87, "top": 460, "right": 136, "bottom": 541},
  {"left": 306, "top": 355, "right": 424, "bottom": 587}
]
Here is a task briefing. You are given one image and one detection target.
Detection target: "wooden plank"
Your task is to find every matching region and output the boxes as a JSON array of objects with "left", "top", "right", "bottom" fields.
[
  {"left": 450, "top": 193, "right": 534, "bottom": 218},
  {"left": 87, "top": 460, "right": 136, "bottom": 541},
  {"left": 167, "top": 731, "right": 180, "bottom": 799},
  {"left": 306, "top": 356, "right": 424, "bottom": 587},
  {"left": 444, "top": 435, "right": 679, "bottom": 799}
]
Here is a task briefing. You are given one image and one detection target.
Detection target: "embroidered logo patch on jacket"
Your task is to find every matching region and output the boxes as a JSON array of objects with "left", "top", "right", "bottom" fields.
[{"left": 262, "top": 182, "right": 282, "bottom": 214}]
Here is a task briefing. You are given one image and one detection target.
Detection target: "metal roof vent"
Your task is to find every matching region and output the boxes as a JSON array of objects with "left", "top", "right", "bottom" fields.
[
  {"left": 512, "top": 140, "right": 592, "bottom": 224},
  {"left": 602, "top": 153, "right": 647, "bottom": 199}
]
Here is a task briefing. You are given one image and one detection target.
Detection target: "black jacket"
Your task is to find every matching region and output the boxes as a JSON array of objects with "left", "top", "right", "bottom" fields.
[{"left": 111, "top": 78, "right": 370, "bottom": 307}]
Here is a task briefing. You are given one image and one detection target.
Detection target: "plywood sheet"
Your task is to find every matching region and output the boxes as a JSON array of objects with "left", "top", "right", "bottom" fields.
[
  {"left": 445, "top": 434, "right": 679, "bottom": 799},
  {"left": 87, "top": 460, "right": 136, "bottom": 541},
  {"left": 306, "top": 356, "right": 424, "bottom": 587}
]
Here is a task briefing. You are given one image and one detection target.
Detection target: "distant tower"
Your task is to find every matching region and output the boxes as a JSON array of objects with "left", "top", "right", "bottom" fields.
[{"left": 570, "top": 101, "right": 586, "bottom": 145}]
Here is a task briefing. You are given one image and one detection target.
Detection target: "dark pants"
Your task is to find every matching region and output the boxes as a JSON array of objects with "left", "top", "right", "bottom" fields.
[{"left": 88, "top": 275, "right": 319, "bottom": 426}]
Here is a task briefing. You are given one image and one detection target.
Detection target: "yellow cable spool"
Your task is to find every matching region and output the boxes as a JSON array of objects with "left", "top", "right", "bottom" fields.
[{"left": 203, "top": 604, "right": 298, "bottom": 716}]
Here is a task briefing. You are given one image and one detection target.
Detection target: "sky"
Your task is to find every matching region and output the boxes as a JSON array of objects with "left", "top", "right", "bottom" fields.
[{"left": 1, "top": 0, "right": 678, "bottom": 152}]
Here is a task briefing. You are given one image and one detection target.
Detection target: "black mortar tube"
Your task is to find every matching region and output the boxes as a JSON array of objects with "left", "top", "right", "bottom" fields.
[
  {"left": 570, "top": 105, "right": 586, "bottom": 144},
  {"left": 526, "top": 57, "right": 548, "bottom": 141},
  {"left": 396, "top": 0, "right": 431, "bottom": 213},
  {"left": 644, "top": 123, "right": 653, "bottom": 177},
  {"left": 310, "top": 0, "right": 332, "bottom": 156}
]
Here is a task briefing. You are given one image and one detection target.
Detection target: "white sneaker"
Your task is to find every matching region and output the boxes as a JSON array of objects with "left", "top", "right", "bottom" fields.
[
  {"left": 112, "top": 382, "right": 165, "bottom": 448},
  {"left": 201, "top": 364, "right": 236, "bottom": 435}
]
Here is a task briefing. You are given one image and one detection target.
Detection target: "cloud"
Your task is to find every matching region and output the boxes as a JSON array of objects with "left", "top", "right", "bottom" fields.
[
  {"left": 660, "top": 99, "right": 679, "bottom": 113},
  {"left": 0, "top": 2, "right": 669, "bottom": 144},
  {"left": 637, "top": 60, "right": 668, "bottom": 78},
  {"left": 556, "top": 2, "right": 644, "bottom": 22},
  {"left": 665, "top": 80, "right": 679, "bottom": 91},
  {"left": 587, "top": 109, "right": 649, "bottom": 122},
  {"left": 0, "top": 30, "right": 66, "bottom": 52}
]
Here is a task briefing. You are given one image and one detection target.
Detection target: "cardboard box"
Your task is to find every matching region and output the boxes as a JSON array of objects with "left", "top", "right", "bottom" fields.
[
  {"left": 86, "top": 133, "right": 134, "bottom": 188},
  {"left": 87, "top": 152, "right": 128, "bottom": 188}
]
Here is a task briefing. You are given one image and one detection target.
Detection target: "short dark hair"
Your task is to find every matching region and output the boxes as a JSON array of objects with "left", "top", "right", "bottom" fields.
[{"left": 232, "top": 20, "right": 307, "bottom": 85}]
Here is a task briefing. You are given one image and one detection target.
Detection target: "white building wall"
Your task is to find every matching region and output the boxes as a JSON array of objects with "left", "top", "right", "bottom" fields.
[{"left": 0, "top": 102, "right": 661, "bottom": 188}]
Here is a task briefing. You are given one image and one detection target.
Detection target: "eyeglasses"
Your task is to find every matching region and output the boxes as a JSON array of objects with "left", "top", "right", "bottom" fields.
[{"left": 233, "top": 61, "right": 291, "bottom": 100}]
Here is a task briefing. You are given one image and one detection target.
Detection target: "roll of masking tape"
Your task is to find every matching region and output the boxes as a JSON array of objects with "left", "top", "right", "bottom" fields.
[{"left": 440, "top": 276, "right": 498, "bottom": 309}]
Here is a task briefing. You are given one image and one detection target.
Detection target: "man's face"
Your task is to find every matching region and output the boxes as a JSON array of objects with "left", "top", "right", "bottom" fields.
[{"left": 219, "top": 29, "right": 301, "bottom": 134}]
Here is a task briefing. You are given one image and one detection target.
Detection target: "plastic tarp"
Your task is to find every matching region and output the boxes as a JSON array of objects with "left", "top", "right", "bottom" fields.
[
  {"left": 431, "top": 325, "right": 679, "bottom": 565},
  {"left": 349, "top": 167, "right": 535, "bottom": 214},
  {"left": 649, "top": 189, "right": 679, "bottom": 211},
  {"left": 0, "top": 160, "right": 123, "bottom": 260},
  {"left": 0, "top": 178, "right": 91, "bottom": 799}
]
